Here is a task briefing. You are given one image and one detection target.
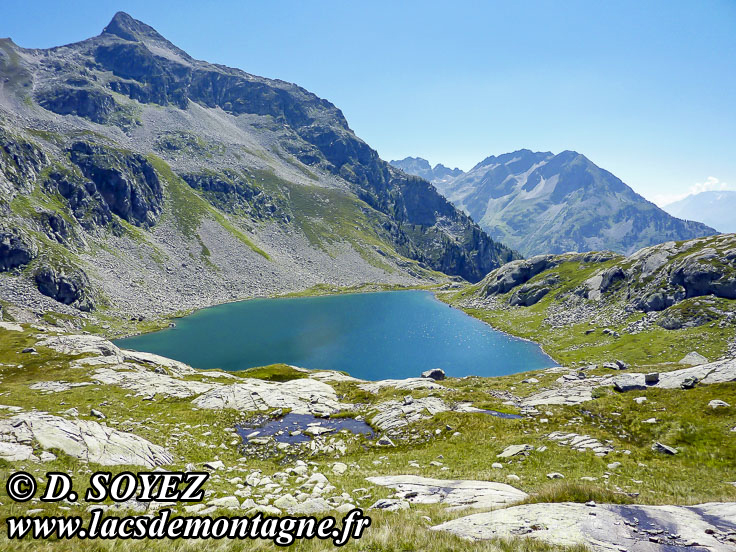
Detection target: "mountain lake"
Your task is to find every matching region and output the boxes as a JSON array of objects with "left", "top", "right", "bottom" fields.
[{"left": 116, "top": 290, "right": 556, "bottom": 380}]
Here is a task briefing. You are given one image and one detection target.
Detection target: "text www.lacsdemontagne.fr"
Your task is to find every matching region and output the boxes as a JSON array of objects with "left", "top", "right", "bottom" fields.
[{"left": 7, "top": 508, "right": 371, "bottom": 546}]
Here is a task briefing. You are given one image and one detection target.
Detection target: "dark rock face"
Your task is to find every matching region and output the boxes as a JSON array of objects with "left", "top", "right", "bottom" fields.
[
  {"left": 0, "top": 228, "right": 35, "bottom": 271},
  {"left": 38, "top": 211, "right": 72, "bottom": 244},
  {"left": 69, "top": 142, "right": 162, "bottom": 227},
  {"left": 599, "top": 267, "right": 626, "bottom": 294},
  {"left": 36, "top": 87, "right": 116, "bottom": 124},
  {"left": 42, "top": 170, "right": 113, "bottom": 230},
  {"left": 0, "top": 129, "right": 48, "bottom": 190},
  {"left": 670, "top": 257, "right": 736, "bottom": 300},
  {"left": 34, "top": 265, "right": 93, "bottom": 311}
]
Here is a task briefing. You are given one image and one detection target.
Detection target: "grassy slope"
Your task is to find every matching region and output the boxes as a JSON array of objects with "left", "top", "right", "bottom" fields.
[
  {"left": 444, "top": 256, "right": 736, "bottom": 371},
  {"left": 0, "top": 321, "right": 734, "bottom": 551}
]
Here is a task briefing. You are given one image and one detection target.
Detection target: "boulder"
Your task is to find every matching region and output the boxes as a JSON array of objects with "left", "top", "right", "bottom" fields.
[
  {"left": 290, "top": 498, "right": 331, "bottom": 515},
  {"left": 679, "top": 352, "right": 709, "bottom": 365},
  {"left": 421, "top": 369, "right": 446, "bottom": 381},
  {"left": 613, "top": 375, "right": 647, "bottom": 393},
  {"left": 34, "top": 265, "right": 93, "bottom": 311}
]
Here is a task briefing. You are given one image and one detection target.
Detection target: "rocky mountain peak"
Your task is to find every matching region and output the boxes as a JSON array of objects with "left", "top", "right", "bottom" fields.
[
  {"left": 99, "top": 11, "right": 192, "bottom": 63},
  {"left": 102, "top": 12, "right": 160, "bottom": 42}
]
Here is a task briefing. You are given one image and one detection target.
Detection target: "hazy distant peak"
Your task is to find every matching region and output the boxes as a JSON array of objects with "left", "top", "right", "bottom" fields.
[{"left": 389, "top": 157, "right": 463, "bottom": 183}]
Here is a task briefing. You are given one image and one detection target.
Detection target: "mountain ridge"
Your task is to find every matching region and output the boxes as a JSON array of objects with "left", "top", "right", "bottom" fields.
[
  {"left": 0, "top": 12, "right": 516, "bottom": 325},
  {"left": 392, "top": 149, "right": 717, "bottom": 256}
]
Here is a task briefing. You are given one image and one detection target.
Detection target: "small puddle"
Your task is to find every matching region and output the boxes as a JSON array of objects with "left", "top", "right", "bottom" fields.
[
  {"left": 479, "top": 409, "right": 522, "bottom": 419},
  {"left": 236, "top": 413, "right": 375, "bottom": 445}
]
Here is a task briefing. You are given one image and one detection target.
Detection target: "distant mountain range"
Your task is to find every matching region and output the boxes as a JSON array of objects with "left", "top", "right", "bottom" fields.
[
  {"left": 389, "top": 157, "right": 463, "bottom": 188},
  {"left": 663, "top": 191, "right": 736, "bottom": 233},
  {"left": 391, "top": 151, "right": 717, "bottom": 256}
]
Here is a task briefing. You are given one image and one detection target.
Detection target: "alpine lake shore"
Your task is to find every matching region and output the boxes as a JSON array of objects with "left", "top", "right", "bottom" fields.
[{"left": 1, "top": 252, "right": 736, "bottom": 552}]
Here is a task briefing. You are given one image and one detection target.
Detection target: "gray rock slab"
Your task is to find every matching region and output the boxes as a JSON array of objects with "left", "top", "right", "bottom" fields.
[
  {"left": 432, "top": 501, "right": 736, "bottom": 551},
  {"left": 0, "top": 412, "right": 172, "bottom": 467},
  {"left": 367, "top": 475, "right": 528, "bottom": 510}
]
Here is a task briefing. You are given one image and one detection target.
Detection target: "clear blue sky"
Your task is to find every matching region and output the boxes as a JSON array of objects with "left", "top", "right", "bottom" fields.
[{"left": 3, "top": 0, "right": 735, "bottom": 205}]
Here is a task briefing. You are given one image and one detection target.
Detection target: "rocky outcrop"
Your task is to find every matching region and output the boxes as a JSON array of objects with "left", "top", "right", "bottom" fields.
[
  {"left": 368, "top": 397, "right": 485, "bottom": 434},
  {"left": 670, "top": 249, "right": 736, "bottom": 300},
  {"left": 480, "top": 255, "right": 558, "bottom": 296},
  {"left": 0, "top": 129, "right": 48, "bottom": 192},
  {"left": 0, "top": 227, "right": 35, "bottom": 271},
  {"left": 469, "top": 234, "right": 736, "bottom": 336},
  {"left": 42, "top": 169, "right": 113, "bottom": 230},
  {"left": 0, "top": 412, "right": 172, "bottom": 467},
  {"left": 69, "top": 142, "right": 162, "bottom": 228},
  {"left": 366, "top": 475, "right": 528, "bottom": 510},
  {"left": 509, "top": 275, "right": 557, "bottom": 306},
  {"left": 521, "top": 359, "right": 736, "bottom": 407},
  {"left": 36, "top": 87, "right": 117, "bottom": 124},
  {"left": 36, "top": 334, "right": 121, "bottom": 357},
  {"left": 358, "top": 378, "right": 444, "bottom": 394},
  {"left": 193, "top": 379, "right": 340, "bottom": 416},
  {"left": 432, "top": 501, "right": 736, "bottom": 551},
  {"left": 34, "top": 265, "right": 93, "bottom": 311}
]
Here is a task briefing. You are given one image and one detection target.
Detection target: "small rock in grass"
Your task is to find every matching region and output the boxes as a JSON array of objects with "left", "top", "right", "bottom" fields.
[
  {"left": 643, "top": 418, "right": 657, "bottom": 424},
  {"left": 547, "top": 472, "right": 564, "bottom": 479},
  {"left": 90, "top": 409, "right": 106, "bottom": 420},
  {"left": 369, "top": 498, "right": 409, "bottom": 511},
  {"left": 607, "top": 462, "right": 621, "bottom": 470},
  {"left": 633, "top": 397, "right": 647, "bottom": 404},
  {"left": 708, "top": 400, "right": 730, "bottom": 409},
  {"left": 492, "top": 463, "right": 503, "bottom": 469},
  {"left": 204, "top": 460, "right": 225, "bottom": 470},
  {"left": 652, "top": 442, "right": 678, "bottom": 455},
  {"left": 497, "top": 444, "right": 533, "bottom": 458},
  {"left": 680, "top": 377, "right": 698, "bottom": 390},
  {"left": 332, "top": 462, "right": 348, "bottom": 475}
]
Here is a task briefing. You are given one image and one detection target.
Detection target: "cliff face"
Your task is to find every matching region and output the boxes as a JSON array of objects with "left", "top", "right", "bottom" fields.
[{"left": 0, "top": 13, "right": 515, "bottom": 317}]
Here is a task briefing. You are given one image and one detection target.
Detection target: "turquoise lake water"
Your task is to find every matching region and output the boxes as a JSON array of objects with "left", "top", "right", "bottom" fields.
[{"left": 115, "top": 290, "right": 556, "bottom": 380}]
